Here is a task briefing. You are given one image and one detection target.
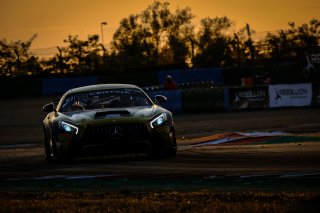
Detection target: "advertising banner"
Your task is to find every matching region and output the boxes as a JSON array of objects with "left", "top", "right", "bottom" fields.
[
  {"left": 269, "top": 84, "right": 312, "bottom": 108},
  {"left": 228, "top": 86, "right": 269, "bottom": 110}
]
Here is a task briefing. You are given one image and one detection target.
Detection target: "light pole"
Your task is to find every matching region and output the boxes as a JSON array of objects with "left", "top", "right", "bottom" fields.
[{"left": 100, "top": 22, "right": 107, "bottom": 47}]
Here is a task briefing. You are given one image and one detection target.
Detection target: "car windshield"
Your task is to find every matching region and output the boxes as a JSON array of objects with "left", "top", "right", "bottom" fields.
[{"left": 60, "top": 88, "right": 152, "bottom": 112}]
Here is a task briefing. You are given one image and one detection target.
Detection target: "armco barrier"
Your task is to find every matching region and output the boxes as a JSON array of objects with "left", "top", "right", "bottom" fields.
[
  {"left": 146, "top": 90, "right": 182, "bottom": 113},
  {"left": 42, "top": 76, "right": 98, "bottom": 96},
  {"left": 181, "top": 88, "right": 225, "bottom": 113}
]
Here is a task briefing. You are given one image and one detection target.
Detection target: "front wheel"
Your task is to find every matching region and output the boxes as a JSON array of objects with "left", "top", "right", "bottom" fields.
[
  {"left": 44, "top": 131, "right": 75, "bottom": 163},
  {"left": 44, "top": 134, "right": 57, "bottom": 163},
  {"left": 165, "top": 129, "right": 177, "bottom": 157},
  {"left": 148, "top": 129, "right": 177, "bottom": 158}
]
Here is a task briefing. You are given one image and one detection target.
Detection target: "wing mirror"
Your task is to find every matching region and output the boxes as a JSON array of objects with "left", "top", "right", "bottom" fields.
[
  {"left": 42, "top": 103, "right": 55, "bottom": 112},
  {"left": 155, "top": 95, "right": 167, "bottom": 104}
]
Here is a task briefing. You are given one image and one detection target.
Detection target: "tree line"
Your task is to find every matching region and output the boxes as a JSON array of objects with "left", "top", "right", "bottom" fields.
[{"left": 0, "top": 1, "right": 319, "bottom": 77}]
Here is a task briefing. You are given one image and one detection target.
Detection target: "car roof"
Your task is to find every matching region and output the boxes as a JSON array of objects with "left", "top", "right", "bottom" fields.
[{"left": 65, "top": 84, "right": 141, "bottom": 94}]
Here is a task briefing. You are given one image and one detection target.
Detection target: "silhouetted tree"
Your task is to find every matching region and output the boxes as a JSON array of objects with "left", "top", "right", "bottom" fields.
[
  {"left": 111, "top": 1, "right": 194, "bottom": 69},
  {"left": 111, "top": 1, "right": 174, "bottom": 69},
  {"left": 259, "top": 19, "right": 320, "bottom": 63},
  {"left": 59, "top": 34, "right": 102, "bottom": 73},
  {"left": 166, "top": 7, "right": 195, "bottom": 66},
  {"left": 141, "top": 0, "right": 172, "bottom": 64},
  {"left": 0, "top": 34, "right": 40, "bottom": 76},
  {"left": 111, "top": 14, "right": 153, "bottom": 69},
  {"left": 194, "top": 16, "right": 234, "bottom": 67}
]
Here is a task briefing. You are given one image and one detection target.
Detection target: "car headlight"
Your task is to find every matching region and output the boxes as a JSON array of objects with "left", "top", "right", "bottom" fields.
[
  {"left": 150, "top": 113, "right": 167, "bottom": 129},
  {"left": 60, "top": 121, "right": 79, "bottom": 134}
]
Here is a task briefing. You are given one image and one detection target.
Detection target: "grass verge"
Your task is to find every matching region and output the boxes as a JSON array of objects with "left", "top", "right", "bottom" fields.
[{"left": 1, "top": 191, "right": 320, "bottom": 212}]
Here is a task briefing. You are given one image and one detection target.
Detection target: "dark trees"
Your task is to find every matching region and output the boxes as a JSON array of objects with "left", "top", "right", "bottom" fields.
[
  {"left": 0, "top": 35, "right": 41, "bottom": 76},
  {"left": 110, "top": 1, "right": 194, "bottom": 69},
  {"left": 0, "top": 0, "right": 319, "bottom": 77},
  {"left": 193, "top": 16, "right": 234, "bottom": 67}
]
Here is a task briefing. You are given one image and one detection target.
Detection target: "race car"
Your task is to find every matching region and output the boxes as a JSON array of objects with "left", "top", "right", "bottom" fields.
[{"left": 42, "top": 84, "right": 176, "bottom": 163}]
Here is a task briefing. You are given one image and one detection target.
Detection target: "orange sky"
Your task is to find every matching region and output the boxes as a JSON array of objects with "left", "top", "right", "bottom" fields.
[{"left": 1, "top": 0, "right": 319, "bottom": 56}]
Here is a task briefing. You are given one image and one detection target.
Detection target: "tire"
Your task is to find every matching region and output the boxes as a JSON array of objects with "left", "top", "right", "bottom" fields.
[
  {"left": 44, "top": 133, "right": 75, "bottom": 163},
  {"left": 44, "top": 133, "right": 56, "bottom": 163},
  {"left": 148, "top": 128, "right": 177, "bottom": 159},
  {"left": 165, "top": 129, "right": 177, "bottom": 158}
]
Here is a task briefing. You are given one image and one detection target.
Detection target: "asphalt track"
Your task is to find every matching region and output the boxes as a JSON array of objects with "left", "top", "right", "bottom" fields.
[{"left": 1, "top": 97, "right": 320, "bottom": 192}]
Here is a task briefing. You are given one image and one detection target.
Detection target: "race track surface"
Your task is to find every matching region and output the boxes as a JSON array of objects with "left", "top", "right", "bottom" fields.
[{"left": 1, "top": 97, "right": 320, "bottom": 192}]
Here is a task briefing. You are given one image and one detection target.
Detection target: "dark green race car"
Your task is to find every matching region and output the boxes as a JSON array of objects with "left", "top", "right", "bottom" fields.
[{"left": 42, "top": 84, "right": 177, "bottom": 163}]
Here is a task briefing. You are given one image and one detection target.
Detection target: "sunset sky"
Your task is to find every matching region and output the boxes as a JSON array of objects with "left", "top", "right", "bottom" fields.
[{"left": 0, "top": 0, "right": 319, "bottom": 56}]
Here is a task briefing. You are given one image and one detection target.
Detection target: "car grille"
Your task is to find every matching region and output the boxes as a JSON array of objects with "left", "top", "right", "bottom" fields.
[{"left": 82, "top": 123, "right": 149, "bottom": 144}]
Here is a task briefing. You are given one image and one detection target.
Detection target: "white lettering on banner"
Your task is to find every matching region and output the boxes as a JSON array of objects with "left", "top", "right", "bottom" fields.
[
  {"left": 269, "top": 84, "right": 312, "bottom": 108},
  {"left": 235, "top": 90, "right": 266, "bottom": 102},
  {"left": 236, "top": 90, "right": 266, "bottom": 98},
  {"left": 278, "top": 89, "right": 307, "bottom": 97}
]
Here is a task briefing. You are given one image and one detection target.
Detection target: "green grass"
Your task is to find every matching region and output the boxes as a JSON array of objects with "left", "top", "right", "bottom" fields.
[{"left": 1, "top": 191, "right": 320, "bottom": 213}]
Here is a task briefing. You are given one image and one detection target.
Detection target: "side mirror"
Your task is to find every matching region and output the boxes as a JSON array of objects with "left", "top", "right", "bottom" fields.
[
  {"left": 42, "top": 103, "right": 55, "bottom": 112},
  {"left": 155, "top": 95, "right": 167, "bottom": 104}
]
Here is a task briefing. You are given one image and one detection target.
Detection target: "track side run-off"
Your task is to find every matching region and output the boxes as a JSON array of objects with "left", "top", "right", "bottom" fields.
[{"left": 179, "top": 132, "right": 320, "bottom": 147}]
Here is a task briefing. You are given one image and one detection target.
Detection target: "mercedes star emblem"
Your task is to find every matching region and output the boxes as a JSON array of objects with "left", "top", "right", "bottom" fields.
[{"left": 109, "top": 126, "right": 122, "bottom": 139}]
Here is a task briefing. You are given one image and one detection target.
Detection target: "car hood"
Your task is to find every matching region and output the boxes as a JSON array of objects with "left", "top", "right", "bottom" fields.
[{"left": 61, "top": 106, "right": 161, "bottom": 124}]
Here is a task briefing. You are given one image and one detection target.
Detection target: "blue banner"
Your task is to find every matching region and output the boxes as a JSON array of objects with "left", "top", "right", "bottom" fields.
[{"left": 158, "top": 68, "right": 224, "bottom": 86}]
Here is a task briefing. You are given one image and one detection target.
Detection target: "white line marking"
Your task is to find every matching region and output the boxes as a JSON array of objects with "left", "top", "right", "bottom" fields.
[{"left": 279, "top": 173, "right": 320, "bottom": 178}]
